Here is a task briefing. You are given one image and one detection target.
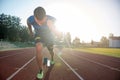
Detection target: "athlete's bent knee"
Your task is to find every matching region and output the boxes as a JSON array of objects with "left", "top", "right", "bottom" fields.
[{"left": 36, "top": 42, "right": 43, "bottom": 53}]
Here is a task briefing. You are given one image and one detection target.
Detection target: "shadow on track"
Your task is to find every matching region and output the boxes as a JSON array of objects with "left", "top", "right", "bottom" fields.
[
  {"left": 34, "top": 64, "right": 54, "bottom": 80},
  {"left": 44, "top": 64, "right": 54, "bottom": 80}
]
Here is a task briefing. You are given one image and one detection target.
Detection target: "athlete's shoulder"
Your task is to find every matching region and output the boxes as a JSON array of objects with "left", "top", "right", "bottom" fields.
[
  {"left": 47, "top": 15, "right": 56, "bottom": 22},
  {"left": 27, "top": 15, "right": 34, "bottom": 24}
]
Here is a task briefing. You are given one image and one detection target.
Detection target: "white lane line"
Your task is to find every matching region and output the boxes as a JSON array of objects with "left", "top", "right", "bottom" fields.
[
  {"left": 71, "top": 53, "right": 120, "bottom": 72},
  {"left": 6, "top": 56, "right": 35, "bottom": 80},
  {"left": 0, "top": 52, "right": 25, "bottom": 59},
  {"left": 57, "top": 55, "right": 84, "bottom": 80}
]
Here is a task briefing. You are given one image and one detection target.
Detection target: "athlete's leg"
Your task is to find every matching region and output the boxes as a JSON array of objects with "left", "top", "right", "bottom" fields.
[
  {"left": 35, "top": 42, "right": 43, "bottom": 70},
  {"left": 36, "top": 42, "right": 44, "bottom": 79},
  {"left": 47, "top": 45, "right": 54, "bottom": 62}
]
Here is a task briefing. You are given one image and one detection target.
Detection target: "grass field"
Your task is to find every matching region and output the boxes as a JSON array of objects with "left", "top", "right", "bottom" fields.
[
  {"left": 72, "top": 48, "right": 120, "bottom": 58},
  {"left": 0, "top": 41, "right": 34, "bottom": 51}
]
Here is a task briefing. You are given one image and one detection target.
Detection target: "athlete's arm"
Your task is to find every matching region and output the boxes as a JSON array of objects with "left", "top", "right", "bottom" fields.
[
  {"left": 27, "top": 20, "right": 33, "bottom": 37},
  {"left": 47, "top": 20, "right": 61, "bottom": 37}
]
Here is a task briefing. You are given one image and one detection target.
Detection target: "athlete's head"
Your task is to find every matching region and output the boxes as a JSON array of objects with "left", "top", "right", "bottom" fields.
[{"left": 34, "top": 7, "right": 46, "bottom": 25}]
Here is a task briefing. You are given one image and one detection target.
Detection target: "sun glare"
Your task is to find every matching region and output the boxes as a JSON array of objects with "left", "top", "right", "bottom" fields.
[{"left": 46, "top": 3, "right": 104, "bottom": 42}]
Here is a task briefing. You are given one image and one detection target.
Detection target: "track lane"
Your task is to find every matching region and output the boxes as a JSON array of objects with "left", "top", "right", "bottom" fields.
[
  {"left": 1, "top": 48, "right": 120, "bottom": 80},
  {"left": 70, "top": 53, "right": 120, "bottom": 71},
  {"left": 11, "top": 48, "right": 80, "bottom": 80},
  {"left": 67, "top": 49, "right": 120, "bottom": 69},
  {"left": 7, "top": 56, "right": 36, "bottom": 80},
  {"left": 0, "top": 48, "right": 35, "bottom": 80},
  {"left": 0, "top": 48, "right": 33, "bottom": 57},
  {"left": 61, "top": 49, "right": 120, "bottom": 80},
  {"left": 0, "top": 51, "right": 26, "bottom": 59}
]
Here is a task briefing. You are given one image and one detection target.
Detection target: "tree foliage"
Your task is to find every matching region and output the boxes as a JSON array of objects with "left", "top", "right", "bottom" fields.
[
  {"left": 64, "top": 32, "right": 71, "bottom": 47},
  {"left": 0, "top": 13, "right": 30, "bottom": 42},
  {"left": 72, "top": 37, "right": 80, "bottom": 47},
  {"left": 100, "top": 36, "right": 109, "bottom": 47}
]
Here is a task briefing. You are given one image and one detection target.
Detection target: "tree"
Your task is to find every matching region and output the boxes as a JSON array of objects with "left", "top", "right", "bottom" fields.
[
  {"left": 0, "top": 13, "right": 31, "bottom": 42},
  {"left": 64, "top": 32, "right": 71, "bottom": 47},
  {"left": 72, "top": 37, "right": 80, "bottom": 47},
  {"left": 0, "top": 13, "right": 20, "bottom": 41},
  {"left": 0, "top": 13, "right": 8, "bottom": 39},
  {"left": 91, "top": 40, "right": 94, "bottom": 45},
  {"left": 100, "top": 36, "right": 109, "bottom": 47},
  {"left": 109, "top": 33, "right": 114, "bottom": 38},
  {"left": 19, "top": 26, "right": 31, "bottom": 42}
]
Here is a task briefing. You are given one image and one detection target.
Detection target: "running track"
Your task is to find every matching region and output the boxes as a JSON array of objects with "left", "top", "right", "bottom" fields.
[{"left": 0, "top": 48, "right": 120, "bottom": 80}]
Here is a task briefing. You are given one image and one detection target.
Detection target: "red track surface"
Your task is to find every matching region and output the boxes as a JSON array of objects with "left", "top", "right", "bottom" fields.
[{"left": 0, "top": 48, "right": 120, "bottom": 80}]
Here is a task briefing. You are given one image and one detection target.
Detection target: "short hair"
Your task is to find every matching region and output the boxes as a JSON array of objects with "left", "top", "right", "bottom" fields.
[{"left": 34, "top": 7, "right": 46, "bottom": 20}]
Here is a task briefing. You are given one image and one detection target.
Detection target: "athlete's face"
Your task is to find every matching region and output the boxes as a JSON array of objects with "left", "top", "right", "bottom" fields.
[{"left": 35, "top": 16, "right": 47, "bottom": 25}]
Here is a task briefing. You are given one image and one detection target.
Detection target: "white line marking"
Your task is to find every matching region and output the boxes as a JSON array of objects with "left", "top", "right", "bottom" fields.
[
  {"left": 71, "top": 53, "right": 120, "bottom": 72},
  {"left": 57, "top": 55, "right": 84, "bottom": 80},
  {"left": 0, "top": 52, "right": 25, "bottom": 59},
  {"left": 6, "top": 56, "right": 35, "bottom": 80}
]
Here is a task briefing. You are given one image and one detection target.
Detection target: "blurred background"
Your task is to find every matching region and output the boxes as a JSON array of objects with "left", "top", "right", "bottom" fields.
[{"left": 0, "top": 0, "right": 120, "bottom": 49}]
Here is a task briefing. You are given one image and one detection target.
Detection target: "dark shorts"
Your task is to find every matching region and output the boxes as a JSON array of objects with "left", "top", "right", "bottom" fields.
[{"left": 34, "top": 34, "right": 54, "bottom": 48}]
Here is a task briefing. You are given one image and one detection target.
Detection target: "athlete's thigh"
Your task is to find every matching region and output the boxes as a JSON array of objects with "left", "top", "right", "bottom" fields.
[{"left": 46, "top": 44, "right": 54, "bottom": 52}]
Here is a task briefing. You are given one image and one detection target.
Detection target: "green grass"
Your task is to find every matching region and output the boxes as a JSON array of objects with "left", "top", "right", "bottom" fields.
[
  {"left": 11, "top": 42, "right": 34, "bottom": 48},
  {"left": 0, "top": 41, "right": 34, "bottom": 51},
  {"left": 72, "top": 48, "right": 120, "bottom": 58}
]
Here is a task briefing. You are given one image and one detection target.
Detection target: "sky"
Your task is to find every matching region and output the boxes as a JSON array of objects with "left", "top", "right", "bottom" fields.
[{"left": 0, "top": 0, "right": 120, "bottom": 42}]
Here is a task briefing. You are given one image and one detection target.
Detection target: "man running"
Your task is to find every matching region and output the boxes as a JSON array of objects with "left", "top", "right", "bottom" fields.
[{"left": 27, "top": 7, "right": 59, "bottom": 79}]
